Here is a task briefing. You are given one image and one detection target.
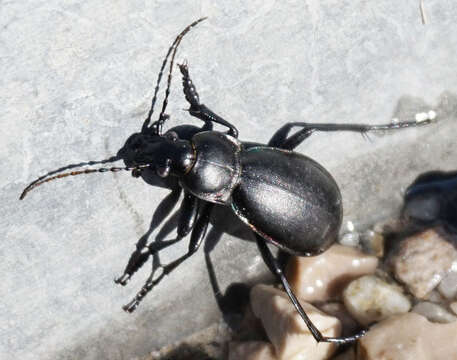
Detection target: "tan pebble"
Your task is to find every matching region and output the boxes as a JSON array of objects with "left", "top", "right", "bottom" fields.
[
  {"left": 393, "top": 228, "right": 457, "bottom": 298},
  {"left": 285, "top": 244, "right": 378, "bottom": 302},
  {"left": 357, "top": 312, "right": 457, "bottom": 360},
  {"left": 251, "top": 284, "right": 341, "bottom": 360},
  {"left": 343, "top": 275, "right": 411, "bottom": 326},
  {"left": 228, "top": 341, "right": 276, "bottom": 360}
]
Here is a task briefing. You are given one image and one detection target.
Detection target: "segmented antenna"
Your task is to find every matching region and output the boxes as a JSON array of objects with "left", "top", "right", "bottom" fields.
[
  {"left": 21, "top": 156, "right": 120, "bottom": 196},
  {"left": 19, "top": 164, "right": 150, "bottom": 200},
  {"left": 143, "top": 17, "right": 207, "bottom": 135}
]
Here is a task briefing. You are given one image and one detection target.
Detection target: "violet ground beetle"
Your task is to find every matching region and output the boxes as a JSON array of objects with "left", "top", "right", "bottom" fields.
[{"left": 20, "top": 18, "right": 433, "bottom": 344}]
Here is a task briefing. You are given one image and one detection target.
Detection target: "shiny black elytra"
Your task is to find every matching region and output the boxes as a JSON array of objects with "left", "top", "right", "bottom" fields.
[{"left": 20, "top": 18, "right": 432, "bottom": 344}]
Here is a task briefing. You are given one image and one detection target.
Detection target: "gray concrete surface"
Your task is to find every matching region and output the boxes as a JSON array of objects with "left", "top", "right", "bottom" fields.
[{"left": 2, "top": 1, "right": 457, "bottom": 359}]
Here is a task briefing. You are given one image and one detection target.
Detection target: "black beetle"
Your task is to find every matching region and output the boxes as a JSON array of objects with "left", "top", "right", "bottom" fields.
[{"left": 20, "top": 18, "right": 433, "bottom": 344}]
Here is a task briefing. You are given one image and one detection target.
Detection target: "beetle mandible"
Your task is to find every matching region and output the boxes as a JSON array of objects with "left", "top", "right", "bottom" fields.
[{"left": 20, "top": 18, "right": 432, "bottom": 344}]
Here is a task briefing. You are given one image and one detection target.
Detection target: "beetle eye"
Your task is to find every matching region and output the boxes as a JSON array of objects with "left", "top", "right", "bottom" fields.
[{"left": 164, "top": 131, "right": 178, "bottom": 142}]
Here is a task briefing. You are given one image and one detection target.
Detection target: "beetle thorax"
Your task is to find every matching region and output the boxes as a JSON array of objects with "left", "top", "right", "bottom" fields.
[{"left": 180, "top": 131, "right": 242, "bottom": 204}]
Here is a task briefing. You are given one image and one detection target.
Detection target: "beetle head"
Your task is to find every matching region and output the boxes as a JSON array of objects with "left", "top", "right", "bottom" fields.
[{"left": 118, "top": 130, "right": 195, "bottom": 179}]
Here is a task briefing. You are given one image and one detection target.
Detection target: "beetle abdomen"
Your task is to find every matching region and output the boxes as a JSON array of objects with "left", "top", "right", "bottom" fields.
[{"left": 231, "top": 147, "right": 342, "bottom": 256}]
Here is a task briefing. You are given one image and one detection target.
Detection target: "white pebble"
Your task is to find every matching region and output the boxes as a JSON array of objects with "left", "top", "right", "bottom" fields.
[
  {"left": 346, "top": 221, "right": 355, "bottom": 232},
  {"left": 415, "top": 112, "right": 428, "bottom": 122},
  {"left": 343, "top": 275, "right": 411, "bottom": 326},
  {"left": 339, "top": 232, "right": 360, "bottom": 247},
  {"left": 428, "top": 110, "right": 437, "bottom": 120}
]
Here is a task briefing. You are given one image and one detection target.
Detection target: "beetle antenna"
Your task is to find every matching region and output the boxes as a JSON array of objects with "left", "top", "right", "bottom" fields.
[
  {"left": 19, "top": 164, "right": 150, "bottom": 200},
  {"left": 21, "top": 155, "right": 121, "bottom": 193},
  {"left": 144, "top": 17, "right": 207, "bottom": 135}
]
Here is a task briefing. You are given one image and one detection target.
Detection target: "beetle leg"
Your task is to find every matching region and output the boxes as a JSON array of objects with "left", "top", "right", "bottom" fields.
[
  {"left": 268, "top": 123, "right": 314, "bottom": 150},
  {"left": 123, "top": 202, "right": 214, "bottom": 313},
  {"left": 269, "top": 118, "right": 432, "bottom": 150},
  {"left": 179, "top": 63, "right": 239, "bottom": 138},
  {"left": 255, "top": 235, "right": 367, "bottom": 344},
  {"left": 115, "top": 191, "right": 199, "bottom": 286}
]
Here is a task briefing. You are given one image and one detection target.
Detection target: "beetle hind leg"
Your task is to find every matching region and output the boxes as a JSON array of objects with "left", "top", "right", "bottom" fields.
[{"left": 255, "top": 235, "right": 367, "bottom": 344}]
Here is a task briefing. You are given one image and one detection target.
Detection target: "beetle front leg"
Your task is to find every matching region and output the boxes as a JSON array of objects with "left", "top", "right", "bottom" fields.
[
  {"left": 123, "top": 202, "right": 214, "bottom": 312},
  {"left": 179, "top": 63, "right": 239, "bottom": 138},
  {"left": 255, "top": 235, "right": 367, "bottom": 344}
]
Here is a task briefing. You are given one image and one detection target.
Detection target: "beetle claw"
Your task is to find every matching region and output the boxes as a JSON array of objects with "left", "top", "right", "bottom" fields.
[
  {"left": 122, "top": 300, "right": 139, "bottom": 313},
  {"left": 114, "top": 274, "right": 130, "bottom": 286}
]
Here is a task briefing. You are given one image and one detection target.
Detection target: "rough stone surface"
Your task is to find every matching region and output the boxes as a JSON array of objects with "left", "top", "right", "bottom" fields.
[
  {"left": 393, "top": 229, "right": 457, "bottom": 298},
  {"left": 251, "top": 285, "right": 340, "bottom": 360},
  {"left": 286, "top": 244, "right": 378, "bottom": 302},
  {"left": 3, "top": 1, "right": 457, "bottom": 359},
  {"left": 343, "top": 275, "right": 411, "bottom": 326},
  {"left": 357, "top": 313, "right": 457, "bottom": 360}
]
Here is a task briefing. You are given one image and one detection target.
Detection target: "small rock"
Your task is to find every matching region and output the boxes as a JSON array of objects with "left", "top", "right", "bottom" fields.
[
  {"left": 285, "top": 244, "right": 378, "bottom": 302},
  {"left": 343, "top": 275, "right": 411, "bottom": 326},
  {"left": 228, "top": 341, "right": 276, "bottom": 360},
  {"left": 450, "top": 302, "right": 457, "bottom": 315},
  {"left": 339, "top": 232, "right": 360, "bottom": 247},
  {"left": 392, "top": 228, "right": 457, "bottom": 298},
  {"left": 423, "top": 289, "right": 446, "bottom": 303},
  {"left": 251, "top": 284, "right": 340, "bottom": 360},
  {"left": 438, "top": 267, "right": 457, "bottom": 299},
  {"left": 360, "top": 230, "right": 384, "bottom": 257},
  {"left": 412, "top": 301, "right": 457, "bottom": 323},
  {"left": 357, "top": 313, "right": 457, "bottom": 360}
]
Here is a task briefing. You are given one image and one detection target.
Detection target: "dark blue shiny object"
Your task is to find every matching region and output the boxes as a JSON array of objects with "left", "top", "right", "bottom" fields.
[{"left": 403, "top": 170, "right": 457, "bottom": 232}]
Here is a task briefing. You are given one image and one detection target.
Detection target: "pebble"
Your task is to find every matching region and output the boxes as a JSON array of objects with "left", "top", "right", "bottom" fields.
[
  {"left": 228, "top": 341, "right": 276, "bottom": 360},
  {"left": 357, "top": 312, "right": 457, "bottom": 359},
  {"left": 412, "top": 301, "right": 457, "bottom": 323},
  {"left": 342, "top": 275, "right": 411, "bottom": 326},
  {"left": 339, "top": 232, "right": 360, "bottom": 248},
  {"left": 450, "top": 302, "right": 457, "bottom": 315},
  {"left": 438, "top": 268, "right": 457, "bottom": 299},
  {"left": 285, "top": 244, "right": 378, "bottom": 302},
  {"left": 250, "top": 284, "right": 340, "bottom": 360},
  {"left": 392, "top": 229, "right": 457, "bottom": 298},
  {"left": 359, "top": 230, "right": 384, "bottom": 257}
]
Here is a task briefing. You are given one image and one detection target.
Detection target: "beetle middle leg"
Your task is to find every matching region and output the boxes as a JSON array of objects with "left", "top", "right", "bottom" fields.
[
  {"left": 269, "top": 119, "right": 432, "bottom": 150},
  {"left": 179, "top": 63, "right": 239, "bottom": 138},
  {"left": 255, "top": 235, "right": 366, "bottom": 344},
  {"left": 123, "top": 202, "right": 214, "bottom": 312}
]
